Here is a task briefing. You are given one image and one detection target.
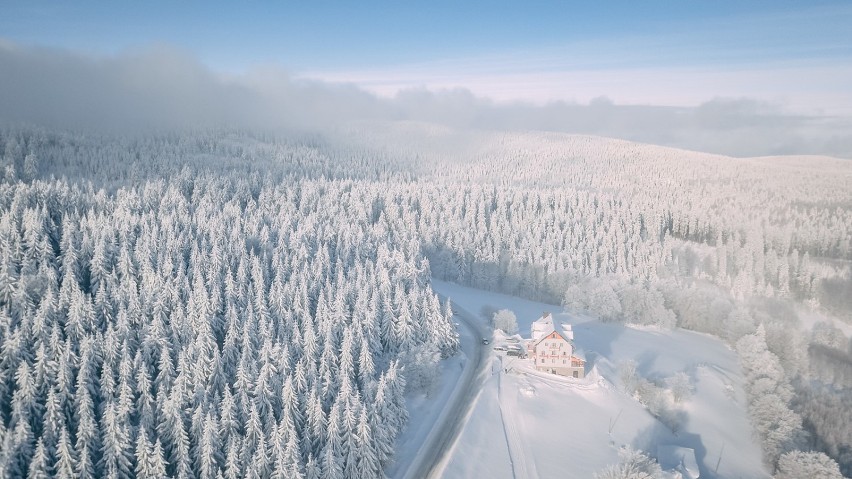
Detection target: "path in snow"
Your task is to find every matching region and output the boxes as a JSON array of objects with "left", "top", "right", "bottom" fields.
[{"left": 497, "top": 359, "right": 539, "bottom": 479}]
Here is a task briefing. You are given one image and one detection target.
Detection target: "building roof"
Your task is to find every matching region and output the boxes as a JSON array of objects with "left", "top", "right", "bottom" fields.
[
  {"left": 530, "top": 312, "right": 575, "bottom": 348},
  {"left": 531, "top": 312, "right": 573, "bottom": 340},
  {"left": 531, "top": 312, "right": 554, "bottom": 341}
]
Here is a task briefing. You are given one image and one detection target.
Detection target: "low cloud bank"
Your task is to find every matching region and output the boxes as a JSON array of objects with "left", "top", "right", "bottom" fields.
[{"left": 1, "top": 41, "right": 849, "bottom": 158}]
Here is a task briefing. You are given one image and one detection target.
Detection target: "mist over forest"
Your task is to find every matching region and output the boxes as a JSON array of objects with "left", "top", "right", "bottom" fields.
[{"left": 2, "top": 41, "right": 851, "bottom": 159}]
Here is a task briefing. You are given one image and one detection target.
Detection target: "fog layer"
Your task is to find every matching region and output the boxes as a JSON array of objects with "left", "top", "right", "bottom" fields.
[{"left": 1, "top": 41, "right": 850, "bottom": 158}]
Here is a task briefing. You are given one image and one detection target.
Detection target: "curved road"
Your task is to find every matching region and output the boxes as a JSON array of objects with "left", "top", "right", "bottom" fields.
[{"left": 400, "top": 296, "right": 491, "bottom": 479}]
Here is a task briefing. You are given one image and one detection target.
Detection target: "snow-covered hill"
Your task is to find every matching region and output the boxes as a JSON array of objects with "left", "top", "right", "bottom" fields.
[
  {"left": 2, "top": 124, "right": 849, "bottom": 477},
  {"left": 432, "top": 280, "right": 770, "bottom": 478}
]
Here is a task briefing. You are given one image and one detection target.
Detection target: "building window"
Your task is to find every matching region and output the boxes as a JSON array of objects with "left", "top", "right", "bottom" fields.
[
  {"left": 573, "top": 371, "right": 579, "bottom": 378},
  {"left": 563, "top": 359, "right": 566, "bottom": 364}
]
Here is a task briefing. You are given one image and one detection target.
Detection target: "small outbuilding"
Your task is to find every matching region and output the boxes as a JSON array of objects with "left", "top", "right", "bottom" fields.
[{"left": 657, "top": 445, "right": 700, "bottom": 479}]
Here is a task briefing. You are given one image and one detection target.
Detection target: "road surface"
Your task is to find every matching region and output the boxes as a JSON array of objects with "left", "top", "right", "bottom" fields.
[{"left": 400, "top": 296, "right": 491, "bottom": 479}]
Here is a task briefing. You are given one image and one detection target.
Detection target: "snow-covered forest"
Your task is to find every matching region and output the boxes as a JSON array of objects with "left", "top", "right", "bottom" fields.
[
  {"left": 1, "top": 123, "right": 851, "bottom": 477},
  {"left": 0, "top": 127, "right": 460, "bottom": 478}
]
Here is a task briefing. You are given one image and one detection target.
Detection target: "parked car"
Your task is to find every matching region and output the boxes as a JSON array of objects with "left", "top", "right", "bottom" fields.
[
  {"left": 506, "top": 349, "right": 525, "bottom": 358},
  {"left": 482, "top": 338, "right": 490, "bottom": 345},
  {"left": 506, "top": 344, "right": 525, "bottom": 356}
]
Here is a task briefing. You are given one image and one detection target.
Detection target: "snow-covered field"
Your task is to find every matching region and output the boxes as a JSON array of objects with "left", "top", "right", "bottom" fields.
[{"left": 431, "top": 280, "right": 770, "bottom": 478}]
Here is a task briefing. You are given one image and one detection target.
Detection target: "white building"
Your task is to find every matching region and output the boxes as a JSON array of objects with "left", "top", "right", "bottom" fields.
[{"left": 528, "top": 312, "right": 585, "bottom": 378}]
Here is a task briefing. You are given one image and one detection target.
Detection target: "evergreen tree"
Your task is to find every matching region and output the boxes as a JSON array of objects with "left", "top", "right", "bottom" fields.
[
  {"left": 356, "top": 408, "right": 382, "bottom": 479},
  {"left": 54, "top": 427, "right": 77, "bottom": 479},
  {"left": 28, "top": 438, "right": 51, "bottom": 479}
]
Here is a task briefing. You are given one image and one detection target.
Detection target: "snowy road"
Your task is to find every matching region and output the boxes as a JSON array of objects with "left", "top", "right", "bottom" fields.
[{"left": 400, "top": 296, "right": 491, "bottom": 479}]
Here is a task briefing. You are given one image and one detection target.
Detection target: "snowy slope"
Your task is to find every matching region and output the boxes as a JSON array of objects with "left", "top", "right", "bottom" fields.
[{"left": 431, "top": 280, "right": 770, "bottom": 478}]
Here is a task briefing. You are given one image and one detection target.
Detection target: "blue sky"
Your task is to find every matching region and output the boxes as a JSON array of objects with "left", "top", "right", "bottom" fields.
[
  {"left": 2, "top": 1, "right": 852, "bottom": 112},
  {"left": 3, "top": 1, "right": 850, "bottom": 70}
]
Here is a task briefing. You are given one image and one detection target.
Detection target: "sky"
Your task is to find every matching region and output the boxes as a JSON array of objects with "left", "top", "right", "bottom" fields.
[{"left": 1, "top": 1, "right": 851, "bottom": 157}]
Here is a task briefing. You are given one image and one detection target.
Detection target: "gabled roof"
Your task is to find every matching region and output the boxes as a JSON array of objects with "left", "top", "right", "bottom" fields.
[
  {"left": 531, "top": 312, "right": 554, "bottom": 341},
  {"left": 531, "top": 320, "right": 575, "bottom": 348}
]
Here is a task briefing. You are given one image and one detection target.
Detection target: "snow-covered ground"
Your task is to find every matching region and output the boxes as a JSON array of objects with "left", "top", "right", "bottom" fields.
[{"left": 431, "top": 279, "right": 770, "bottom": 478}]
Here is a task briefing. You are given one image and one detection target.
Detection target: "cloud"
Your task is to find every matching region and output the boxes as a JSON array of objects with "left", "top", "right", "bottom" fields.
[
  {"left": 0, "top": 41, "right": 850, "bottom": 158},
  {"left": 0, "top": 43, "right": 243, "bottom": 130}
]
